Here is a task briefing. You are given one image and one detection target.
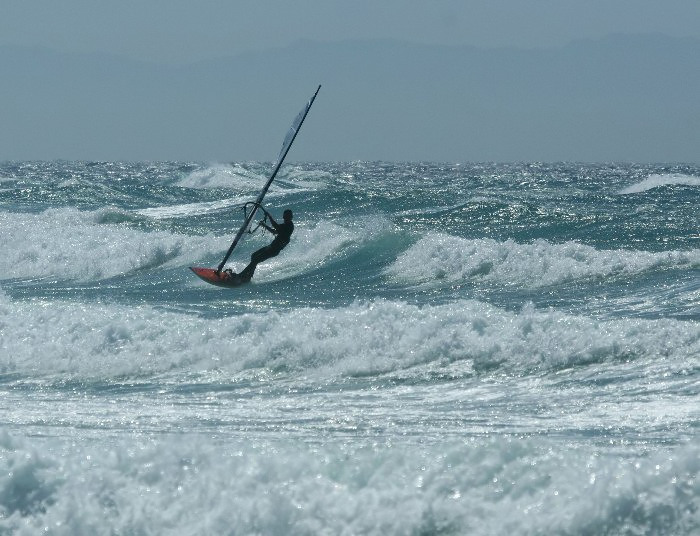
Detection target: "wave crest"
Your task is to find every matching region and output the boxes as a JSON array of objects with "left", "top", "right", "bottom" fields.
[
  {"left": 0, "top": 208, "right": 219, "bottom": 281},
  {"left": 1, "top": 295, "right": 697, "bottom": 380},
  {"left": 386, "top": 234, "right": 700, "bottom": 288},
  {"left": 619, "top": 173, "right": 700, "bottom": 194}
]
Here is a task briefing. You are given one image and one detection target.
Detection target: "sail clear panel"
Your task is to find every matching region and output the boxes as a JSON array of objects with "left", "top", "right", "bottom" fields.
[{"left": 276, "top": 100, "right": 311, "bottom": 165}]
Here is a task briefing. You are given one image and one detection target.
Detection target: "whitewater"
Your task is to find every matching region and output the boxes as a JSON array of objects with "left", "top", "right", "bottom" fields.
[{"left": 0, "top": 161, "right": 698, "bottom": 535}]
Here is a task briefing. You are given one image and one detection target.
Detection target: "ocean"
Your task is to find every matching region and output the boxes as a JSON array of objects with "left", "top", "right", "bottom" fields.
[{"left": 0, "top": 161, "right": 698, "bottom": 535}]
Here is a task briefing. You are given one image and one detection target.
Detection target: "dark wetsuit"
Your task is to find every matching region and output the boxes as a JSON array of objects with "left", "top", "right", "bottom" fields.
[{"left": 240, "top": 219, "right": 294, "bottom": 280}]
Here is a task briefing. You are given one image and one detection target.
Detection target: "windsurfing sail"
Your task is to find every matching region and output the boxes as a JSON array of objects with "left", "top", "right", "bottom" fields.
[{"left": 216, "top": 85, "right": 321, "bottom": 273}]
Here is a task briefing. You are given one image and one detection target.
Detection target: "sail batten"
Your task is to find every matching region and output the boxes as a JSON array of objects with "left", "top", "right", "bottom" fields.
[{"left": 216, "top": 85, "right": 321, "bottom": 273}]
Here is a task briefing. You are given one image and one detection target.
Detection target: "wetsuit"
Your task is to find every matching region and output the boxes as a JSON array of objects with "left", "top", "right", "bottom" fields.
[{"left": 240, "top": 219, "right": 294, "bottom": 280}]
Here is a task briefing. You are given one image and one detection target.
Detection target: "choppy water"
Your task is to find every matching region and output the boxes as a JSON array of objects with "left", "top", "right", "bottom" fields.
[{"left": 0, "top": 161, "right": 698, "bottom": 535}]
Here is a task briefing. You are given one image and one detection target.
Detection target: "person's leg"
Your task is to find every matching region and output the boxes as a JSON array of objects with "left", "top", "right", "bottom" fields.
[
  {"left": 251, "top": 246, "right": 272, "bottom": 264},
  {"left": 240, "top": 246, "right": 272, "bottom": 281},
  {"left": 239, "top": 261, "right": 257, "bottom": 281},
  {"left": 240, "top": 245, "right": 282, "bottom": 281}
]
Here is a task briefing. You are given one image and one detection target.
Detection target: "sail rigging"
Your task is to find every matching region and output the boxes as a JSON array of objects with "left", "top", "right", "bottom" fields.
[{"left": 216, "top": 85, "right": 321, "bottom": 273}]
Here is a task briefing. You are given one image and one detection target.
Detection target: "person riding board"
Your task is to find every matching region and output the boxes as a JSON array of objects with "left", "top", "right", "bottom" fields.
[{"left": 238, "top": 208, "right": 294, "bottom": 282}]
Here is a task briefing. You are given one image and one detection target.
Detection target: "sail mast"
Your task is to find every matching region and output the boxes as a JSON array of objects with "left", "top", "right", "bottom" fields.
[{"left": 217, "top": 85, "right": 321, "bottom": 273}]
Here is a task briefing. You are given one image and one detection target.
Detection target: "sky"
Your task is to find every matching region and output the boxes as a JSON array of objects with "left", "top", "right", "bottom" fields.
[
  {"left": 2, "top": 0, "right": 699, "bottom": 64},
  {"left": 1, "top": 1, "right": 699, "bottom": 162}
]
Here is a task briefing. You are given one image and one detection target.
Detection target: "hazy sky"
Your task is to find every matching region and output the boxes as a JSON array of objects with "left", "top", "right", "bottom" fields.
[
  {"left": 2, "top": 1, "right": 699, "bottom": 162},
  {"left": 2, "top": 0, "right": 699, "bottom": 64}
]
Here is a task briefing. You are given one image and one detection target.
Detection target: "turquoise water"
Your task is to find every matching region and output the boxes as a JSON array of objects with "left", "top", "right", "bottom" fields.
[{"left": 1, "top": 161, "right": 698, "bottom": 534}]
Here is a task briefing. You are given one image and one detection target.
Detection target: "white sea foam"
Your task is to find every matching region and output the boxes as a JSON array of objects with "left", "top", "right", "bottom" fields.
[
  {"left": 619, "top": 173, "right": 700, "bottom": 194},
  {"left": 0, "top": 429, "right": 697, "bottom": 535},
  {"left": 0, "top": 208, "right": 220, "bottom": 281},
  {"left": 1, "top": 292, "right": 697, "bottom": 380},
  {"left": 176, "top": 163, "right": 267, "bottom": 190},
  {"left": 135, "top": 195, "right": 270, "bottom": 220},
  {"left": 386, "top": 233, "right": 700, "bottom": 288},
  {"left": 279, "top": 165, "right": 331, "bottom": 189}
]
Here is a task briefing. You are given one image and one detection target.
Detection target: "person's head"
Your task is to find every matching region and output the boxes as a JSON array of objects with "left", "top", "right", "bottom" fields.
[{"left": 283, "top": 209, "right": 293, "bottom": 222}]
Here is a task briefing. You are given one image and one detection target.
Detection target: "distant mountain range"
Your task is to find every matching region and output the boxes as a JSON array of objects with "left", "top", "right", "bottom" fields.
[{"left": 1, "top": 34, "right": 698, "bottom": 162}]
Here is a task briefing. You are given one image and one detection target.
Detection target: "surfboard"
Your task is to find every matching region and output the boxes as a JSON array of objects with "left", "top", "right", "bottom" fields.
[{"left": 190, "top": 267, "right": 247, "bottom": 288}]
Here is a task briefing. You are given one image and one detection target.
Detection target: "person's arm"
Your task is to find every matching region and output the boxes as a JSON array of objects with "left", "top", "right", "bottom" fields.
[
  {"left": 265, "top": 213, "right": 282, "bottom": 232},
  {"left": 258, "top": 209, "right": 280, "bottom": 234},
  {"left": 260, "top": 221, "right": 277, "bottom": 234}
]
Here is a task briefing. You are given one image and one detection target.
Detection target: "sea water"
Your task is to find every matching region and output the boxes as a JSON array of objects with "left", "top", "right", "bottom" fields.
[{"left": 0, "top": 161, "right": 698, "bottom": 535}]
